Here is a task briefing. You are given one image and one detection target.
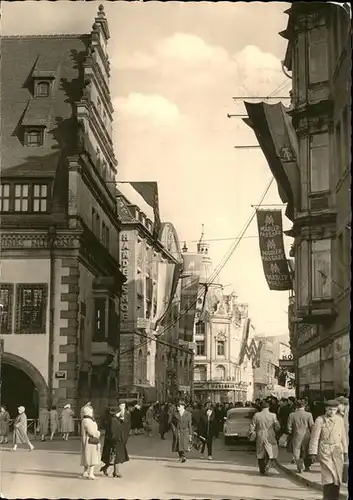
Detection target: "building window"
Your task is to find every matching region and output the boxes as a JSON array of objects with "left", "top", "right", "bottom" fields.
[
  {"left": 308, "top": 26, "right": 328, "bottom": 84},
  {"left": 25, "top": 128, "right": 44, "bottom": 147},
  {"left": 196, "top": 340, "right": 205, "bottom": 356},
  {"left": 0, "top": 284, "right": 14, "bottom": 334},
  {"left": 93, "top": 298, "right": 106, "bottom": 342},
  {"left": 194, "top": 365, "right": 207, "bottom": 382},
  {"left": 33, "top": 184, "right": 48, "bottom": 212},
  {"left": 0, "top": 184, "right": 10, "bottom": 212},
  {"left": 311, "top": 239, "right": 332, "bottom": 299},
  {"left": 35, "top": 81, "right": 50, "bottom": 97},
  {"left": 309, "top": 133, "right": 329, "bottom": 193},
  {"left": 215, "top": 365, "right": 226, "bottom": 380},
  {"left": 217, "top": 340, "right": 225, "bottom": 356},
  {"left": 195, "top": 321, "right": 205, "bottom": 335},
  {"left": 14, "top": 184, "right": 29, "bottom": 212},
  {"left": 16, "top": 284, "right": 48, "bottom": 334}
]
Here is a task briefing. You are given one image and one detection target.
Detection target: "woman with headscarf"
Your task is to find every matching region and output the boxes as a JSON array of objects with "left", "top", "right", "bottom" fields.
[
  {"left": 49, "top": 405, "right": 59, "bottom": 441},
  {"left": 61, "top": 404, "right": 75, "bottom": 440},
  {"left": 38, "top": 405, "right": 50, "bottom": 442},
  {"left": 12, "top": 406, "right": 34, "bottom": 451},
  {"left": 81, "top": 405, "right": 101, "bottom": 480},
  {"left": 109, "top": 401, "right": 131, "bottom": 478},
  {"left": 0, "top": 405, "right": 10, "bottom": 444}
]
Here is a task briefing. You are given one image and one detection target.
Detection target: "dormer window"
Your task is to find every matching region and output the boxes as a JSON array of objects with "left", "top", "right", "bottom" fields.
[
  {"left": 35, "top": 81, "right": 50, "bottom": 97},
  {"left": 25, "top": 127, "right": 44, "bottom": 147}
]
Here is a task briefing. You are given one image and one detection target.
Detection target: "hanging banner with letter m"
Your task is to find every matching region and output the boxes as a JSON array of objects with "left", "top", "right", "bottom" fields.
[{"left": 256, "top": 209, "right": 292, "bottom": 291}]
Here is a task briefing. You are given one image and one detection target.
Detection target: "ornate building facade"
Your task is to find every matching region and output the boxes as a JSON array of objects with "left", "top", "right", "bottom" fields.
[
  {"left": 0, "top": 6, "right": 125, "bottom": 418},
  {"left": 116, "top": 184, "right": 191, "bottom": 403},
  {"left": 192, "top": 233, "right": 258, "bottom": 403}
]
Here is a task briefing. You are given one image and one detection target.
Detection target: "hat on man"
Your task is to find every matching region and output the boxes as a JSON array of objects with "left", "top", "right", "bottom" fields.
[
  {"left": 336, "top": 396, "right": 349, "bottom": 405},
  {"left": 295, "top": 399, "right": 305, "bottom": 408},
  {"left": 177, "top": 400, "right": 186, "bottom": 407},
  {"left": 325, "top": 399, "right": 339, "bottom": 407}
]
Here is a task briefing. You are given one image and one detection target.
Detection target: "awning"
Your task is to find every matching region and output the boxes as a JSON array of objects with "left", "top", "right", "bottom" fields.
[{"left": 243, "top": 101, "right": 301, "bottom": 222}]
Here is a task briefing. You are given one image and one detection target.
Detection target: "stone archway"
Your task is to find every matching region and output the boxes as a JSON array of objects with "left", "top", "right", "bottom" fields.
[{"left": 2, "top": 352, "right": 49, "bottom": 414}]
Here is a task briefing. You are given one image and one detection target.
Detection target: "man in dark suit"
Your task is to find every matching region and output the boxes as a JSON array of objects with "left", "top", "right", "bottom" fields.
[
  {"left": 171, "top": 400, "right": 192, "bottom": 463},
  {"left": 198, "top": 402, "right": 217, "bottom": 460}
]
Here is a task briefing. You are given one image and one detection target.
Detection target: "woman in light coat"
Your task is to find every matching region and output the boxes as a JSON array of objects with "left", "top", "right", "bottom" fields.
[
  {"left": 61, "top": 404, "right": 75, "bottom": 441},
  {"left": 38, "top": 406, "right": 50, "bottom": 441},
  {"left": 81, "top": 405, "right": 101, "bottom": 480},
  {"left": 145, "top": 404, "right": 155, "bottom": 437},
  {"left": 0, "top": 405, "right": 10, "bottom": 444},
  {"left": 49, "top": 405, "right": 59, "bottom": 440},
  {"left": 309, "top": 400, "right": 348, "bottom": 500},
  {"left": 12, "top": 406, "right": 34, "bottom": 451}
]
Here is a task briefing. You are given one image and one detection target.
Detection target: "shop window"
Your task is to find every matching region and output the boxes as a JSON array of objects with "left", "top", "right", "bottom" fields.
[
  {"left": 15, "top": 284, "right": 48, "bottom": 334},
  {"left": 0, "top": 284, "right": 14, "bottom": 334}
]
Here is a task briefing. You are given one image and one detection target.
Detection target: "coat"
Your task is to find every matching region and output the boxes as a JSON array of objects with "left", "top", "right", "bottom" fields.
[
  {"left": 80, "top": 416, "right": 101, "bottom": 467},
  {"left": 171, "top": 410, "right": 192, "bottom": 453},
  {"left": 287, "top": 409, "right": 314, "bottom": 460},
  {"left": 309, "top": 414, "right": 348, "bottom": 486},
  {"left": 158, "top": 406, "right": 169, "bottom": 434},
  {"left": 61, "top": 408, "right": 74, "bottom": 433},
  {"left": 198, "top": 410, "right": 217, "bottom": 439},
  {"left": 110, "top": 412, "right": 130, "bottom": 464},
  {"left": 13, "top": 413, "right": 30, "bottom": 445},
  {"left": 50, "top": 410, "right": 59, "bottom": 433},
  {"left": 38, "top": 408, "right": 50, "bottom": 434},
  {"left": 0, "top": 410, "right": 10, "bottom": 436},
  {"left": 145, "top": 407, "right": 155, "bottom": 427},
  {"left": 250, "top": 408, "right": 281, "bottom": 460}
]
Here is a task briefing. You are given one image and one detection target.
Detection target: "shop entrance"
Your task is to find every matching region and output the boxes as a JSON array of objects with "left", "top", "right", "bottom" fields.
[{"left": 1, "top": 363, "right": 39, "bottom": 419}]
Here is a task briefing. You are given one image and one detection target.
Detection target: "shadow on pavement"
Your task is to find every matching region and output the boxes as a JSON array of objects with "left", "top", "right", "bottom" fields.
[
  {"left": 165, "top": 492, "right": 294, "bottom": 500},
  {"left": 165, "top": 464, "right": 265, "bottom": 475},
  {"left": 4, "top": 469, "right": 84, "bottom": 480},
  {"left": 192, "top": 477, "right": 306, "bottom": 493}
]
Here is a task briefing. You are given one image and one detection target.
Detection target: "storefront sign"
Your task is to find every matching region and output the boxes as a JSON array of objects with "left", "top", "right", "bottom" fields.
[
  {"left": 256, "top": 210, "right": 292, "bottom": 291},
  {"left": 0, "top": 234, "right": 77, "bottom": 250},
  {"left": 120, "top": 232, "right": 130, "bottom": 324}
]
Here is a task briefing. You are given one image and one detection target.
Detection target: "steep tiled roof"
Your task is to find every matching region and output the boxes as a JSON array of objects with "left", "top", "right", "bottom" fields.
[{"left": 0, "top": 35, "right": 89, "bottom": 176}]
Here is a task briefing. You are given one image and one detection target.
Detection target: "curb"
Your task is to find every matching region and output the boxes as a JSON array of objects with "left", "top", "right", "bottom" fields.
[{"left": 274, "top": 459, "right": 347, "bottom": 500}]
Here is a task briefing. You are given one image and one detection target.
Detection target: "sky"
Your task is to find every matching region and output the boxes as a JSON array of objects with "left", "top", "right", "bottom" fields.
[{"left": 2, "top": 1, "right": 293, "bottom": 337}]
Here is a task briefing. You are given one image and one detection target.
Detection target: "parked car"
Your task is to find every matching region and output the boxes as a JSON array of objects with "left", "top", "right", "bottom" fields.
[{"left": 223, "top": 407, "right": 257, "bottom": 445}]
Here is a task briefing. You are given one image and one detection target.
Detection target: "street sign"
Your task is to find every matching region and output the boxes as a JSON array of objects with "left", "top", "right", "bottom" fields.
[{"left": 55, "top": 371, "right": 66, "bottom": 380}]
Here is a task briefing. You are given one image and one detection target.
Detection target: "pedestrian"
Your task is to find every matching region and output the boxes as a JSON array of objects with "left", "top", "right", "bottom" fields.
[
  {"left": 159, "top": 403, "right": 169, "bottom": 440},
  {"left": 145, "top": 404, "right": 154, "bottom": 437},
  {"left": 81, "top": 405, "right": 101, "bottom": 480},
  {"left": 198, "top": 402, "right": 217, "bottom": 460},
  {"left": 61, "top": 404, "right": 75, "bottom": 440},
  {"left": 109, "top": 400, "right": 131, "bottom": 478},
  {"left": 100, "top": 405, "right": 117, "bottom": 476},
  {"left": 336, "top": 396, "right": 349, "bottom": 443},
  {"left": 38, "top": 405, "right": 50, "bottom": 442},
  {"left": 80, "top": 401, "right": 94, "bottom": 420},
  {"left": 12, "top": 406, "right": 35, "bottom": 452},
  {"left": 191, "top": 403, "right": 204, "bottom": 433},
  {"left": 0, "top": 405, "right": 10, "bottom": 444},
  {"left": 171, "top": 400, "right": 192, "bottom": 463},
  {"left": 49, "top": 405, "right": 59, "bottom": 441},
  {"left": 249, "top": 400, "right": 281, "bottom": 476},
  {"left": 287, "top": 399, "right": 314, "bottom": 473},
  {"left": 308, "top": 399, "right": 348, "bottom": 500}
]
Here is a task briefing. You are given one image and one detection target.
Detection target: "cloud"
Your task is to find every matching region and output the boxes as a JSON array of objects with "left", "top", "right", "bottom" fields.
[{"left": 114, "top": 93, "right": 181, "bottom": 123}]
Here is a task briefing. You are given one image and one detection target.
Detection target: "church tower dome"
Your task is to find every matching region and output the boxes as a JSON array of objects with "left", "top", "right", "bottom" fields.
[{"left": 197, "top": 224, "right": 213, "bottom": 282}]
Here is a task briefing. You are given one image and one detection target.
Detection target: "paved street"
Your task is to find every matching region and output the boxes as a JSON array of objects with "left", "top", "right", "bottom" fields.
[{"left": 0, "top": 432, "right": 320, "bottom": 500}]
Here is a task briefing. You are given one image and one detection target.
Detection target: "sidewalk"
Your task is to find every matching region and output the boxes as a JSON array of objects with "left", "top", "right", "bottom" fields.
[{"left": 275, "top": 449, "right": 348, "bottom": 500}]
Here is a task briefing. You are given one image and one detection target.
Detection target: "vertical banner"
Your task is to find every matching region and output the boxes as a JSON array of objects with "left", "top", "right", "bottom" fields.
[
  {"left": 256, "top": 209, "right": 292, "bottom": 291},
  {"left": 179, "top": 254, "right": 202, "bottom": 343},
  {"left": 154, "top": 262, "right": 182, "bottom": 332}
]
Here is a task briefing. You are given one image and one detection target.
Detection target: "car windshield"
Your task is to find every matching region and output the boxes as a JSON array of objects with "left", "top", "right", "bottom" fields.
[{"left": 227, "top": 411, "right": 255, "bottom": 420}]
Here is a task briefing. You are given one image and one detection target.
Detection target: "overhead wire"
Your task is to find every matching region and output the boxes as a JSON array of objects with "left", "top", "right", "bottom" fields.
[{"left": 119, "top": 176, "right": 275, "bottom": 358}]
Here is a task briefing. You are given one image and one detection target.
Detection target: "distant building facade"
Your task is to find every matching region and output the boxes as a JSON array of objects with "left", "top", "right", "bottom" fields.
[
  {"left": 116, "top": 184, "right": 189, "bottom": 403},
  {"left": 192, "top": 233, "right": 258, "bottom": 403},
  {"left": 0, "top": 6, "right": 125, "bottom": 417}
]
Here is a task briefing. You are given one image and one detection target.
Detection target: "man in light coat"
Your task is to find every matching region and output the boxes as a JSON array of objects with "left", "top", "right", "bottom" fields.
[
  {"left": 287, "top": 399, "right": 314, "bottom": 473},
  {"left": 309, "top": 399, "right": 348, "bottom": 500},
  {"left": 171, "top": 400, "right": 192, "bottom": 463},
  {"left": 249, "top": 400, "right": 281, "bottom": 475}
]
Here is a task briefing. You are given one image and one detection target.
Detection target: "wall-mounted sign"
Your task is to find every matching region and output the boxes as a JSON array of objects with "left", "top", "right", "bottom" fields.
[
  {"left": 120, "top": 232, "right": 130, "bottom": 325},
  {"left": 55, "top": 371, "right": 67, "bottom": 380},
  {"left": 0, "top": 234, "right": 77, "bottom": 250}
]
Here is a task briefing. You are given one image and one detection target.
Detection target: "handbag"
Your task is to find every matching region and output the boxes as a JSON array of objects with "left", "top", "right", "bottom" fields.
[
  {"left": 278, "top": 433, "right": 289, "bottom": 448},
  {"left": 88, "top": 436, "right": 100, "bottom": 445}
]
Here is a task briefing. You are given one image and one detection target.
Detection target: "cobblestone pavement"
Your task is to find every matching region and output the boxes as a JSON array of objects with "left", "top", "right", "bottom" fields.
[{"left": 0, "top": 432, "right": 321, "bottom": 499}]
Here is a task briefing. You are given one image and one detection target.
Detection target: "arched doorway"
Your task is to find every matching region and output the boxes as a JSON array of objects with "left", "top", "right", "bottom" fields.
[{"left": 1, "top": 353, "right": 49, "bottom": 419}]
